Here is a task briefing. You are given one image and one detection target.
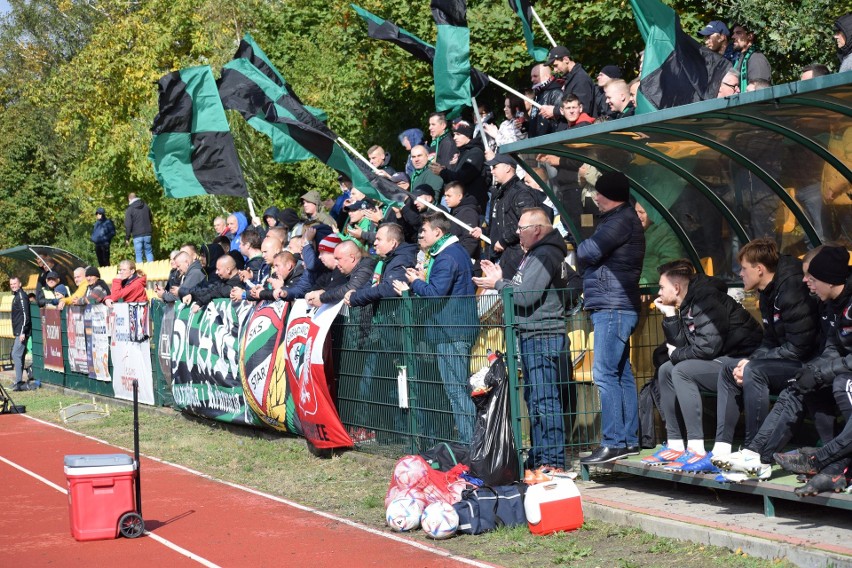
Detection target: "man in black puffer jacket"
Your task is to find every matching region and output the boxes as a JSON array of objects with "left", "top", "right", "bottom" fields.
[
  {"left": 646, "top": 260, "right": 762, "bottom": 471},
  {"left": 528, "top": 64, "right": 563, "bottom": 138},
  {"left": 713, "top": 239, "right": 820, "bottom": 461},
  {"left": 577, "top": 171, "right": 645, "bottom": 465}
]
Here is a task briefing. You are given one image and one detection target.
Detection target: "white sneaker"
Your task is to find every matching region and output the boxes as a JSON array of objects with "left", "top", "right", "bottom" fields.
[
  {"left": 711, "top": 450, "right": 739, "bottom": 470},
  {"left": 720, "top": 471, "right": 749, "bottom": 483},
  {"left": 750, "top": 464, "right": 772, "bottom": 480},
  {"left": 727, "top": 450, "right": 769, "bottom": 476}
]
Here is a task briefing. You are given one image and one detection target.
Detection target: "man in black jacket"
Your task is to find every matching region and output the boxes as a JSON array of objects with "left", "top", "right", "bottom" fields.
[
  {"left": 9, "top": 276, "right": 31, "bottom": 391},
  {"left": 537, "top": 46, "right": 597, "bottom": 122},
  {"left": 183, "top": 255, "right": 241, "bottom": 312},
  {"left": 431, "top": 122, "right": 488, "bottom": 214},
  {"left": 528, "top": 64, "right": 563, "bottom": 138},
  {"left": 443, "top": 182, "right": 481, "bottom": 267},
  {"left": 427, "top": 112, "right": 458, "bottom": 168},
  {"left": 712, "top": 239, "right": 820, "bottom": 465},
  {"left": 719, "top": 246, "right": 852, "bottom": 486},
  {"left": 486, "top": 154, "right": 542, "bottom": 280},
  {"left": 124, "top": 193, "right": 154, "bottom": 263},
  {"left": 305, "top": 240, "right": 376, "bottom": 307}
]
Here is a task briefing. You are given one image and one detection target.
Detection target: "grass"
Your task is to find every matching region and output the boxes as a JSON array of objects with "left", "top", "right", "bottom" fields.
[{"left": 8, "top": 385, "right": 796, "bottom": 568}]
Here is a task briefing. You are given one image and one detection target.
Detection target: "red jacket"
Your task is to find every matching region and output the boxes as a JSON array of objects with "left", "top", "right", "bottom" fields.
[{"left": 109, "top": 272, "right": 148, "bottom": 303}]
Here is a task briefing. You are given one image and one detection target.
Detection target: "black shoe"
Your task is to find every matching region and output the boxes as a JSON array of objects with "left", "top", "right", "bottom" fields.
[
  {"left": 625, "top": 446, "right": 640, "bottom": 456},
  {"left": 580, "top": 446, "right": 629, "bottom": 464},
  {"left": 10, "top": 382, "right": 24, "bottom": 392}
]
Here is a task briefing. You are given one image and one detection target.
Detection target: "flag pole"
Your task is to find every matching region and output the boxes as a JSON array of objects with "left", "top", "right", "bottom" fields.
[
  {"left": 530, "top": 7, "right": 557, "bottom": 47},
  {"left": 486, "top": 75, "right": 541, "bottom": 109},
  {"left": 471, "top": 94, "right": 490, "bottom": 150},
  {"left": 337, "top": 136, "right": 491, "bottom": 245}
]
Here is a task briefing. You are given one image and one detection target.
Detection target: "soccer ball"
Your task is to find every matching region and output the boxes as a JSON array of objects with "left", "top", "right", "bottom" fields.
[
  {"left": 392, "top": 456, "right": 429, "bottom": 489},
  {"left": 386, "top": 497, "right": 423, "bottom": 532},
  {"left": 420, "top": 501, "right": 459, "bottom": 540}
]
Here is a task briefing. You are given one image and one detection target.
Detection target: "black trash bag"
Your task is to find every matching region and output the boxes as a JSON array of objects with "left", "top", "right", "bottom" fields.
[{"left": 469, "top": 353, "right": 519, "bottom": 485}]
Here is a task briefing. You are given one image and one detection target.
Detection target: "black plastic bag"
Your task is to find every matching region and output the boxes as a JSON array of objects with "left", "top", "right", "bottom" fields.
[
  {"left": 420, "top": 441, "right": 470, "bottom": 472},
  {"left": 469, "top": 354, "right": 519, "bottom": 485}
]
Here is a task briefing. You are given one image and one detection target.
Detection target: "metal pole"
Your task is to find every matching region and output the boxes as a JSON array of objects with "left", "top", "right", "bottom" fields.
[
  {"left": 471, "top": 95, "right": 490, "bottom": 150},
  {"left": 530, "top": 6, "right": 557, "bottom": 47},
  {"left": 487, "top": 75, "right": 541, "bottom": 109}
]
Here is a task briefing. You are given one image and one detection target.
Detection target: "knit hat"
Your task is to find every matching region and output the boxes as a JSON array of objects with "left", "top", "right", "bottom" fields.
[
  {"left": 808, "top": 246, "right": 850, "bottom": 285},
  {"left": 85, "top": 266, "right": 101, "bottom": 278},
  {"left": 317, "top": 234, "right": 342, "bottom": 254},
  {"left": 453, "top": 122, "right": 474, "bottom": 139},
  {"left": 594, "top": 171, "right": 630, "bottom": 202},
  {"left": 301, "top": 190, "right": 322, "bottom": 206},
  {"left": 599, "top": 65, "right": 622, "bottom": 80}
]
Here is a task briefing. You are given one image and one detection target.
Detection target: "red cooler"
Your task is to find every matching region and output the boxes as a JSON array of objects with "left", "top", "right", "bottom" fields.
[
  {"left": 64, "top": 454, "right": 136, "bottom": 541},
  {"left": 524, "top": 477, "right": 584, "bottom": 535}
]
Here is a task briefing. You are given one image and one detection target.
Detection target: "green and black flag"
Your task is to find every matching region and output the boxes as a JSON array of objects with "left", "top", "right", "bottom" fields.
[
  {"left": 431, "top": 0, "right": 471, "bottom": 118},
  {"left": 218, "top": 41, "right": 405, "bottom": 206},
  {"left": 351, "top": 5, "right": 488, "bottom": 98},
  {"left": 149, "top": 66, "right": 248, "bottom": 198},
  {"left": 630, "top": 0, "right": 730, "bottom": 113},
  {"left": 507, "top": 0, "right": 548, "bottom": 62}
]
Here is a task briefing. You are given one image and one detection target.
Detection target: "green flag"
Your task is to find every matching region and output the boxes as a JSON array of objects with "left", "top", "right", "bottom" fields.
[
  {"left": 507, "top": 0, "right": 548, "bottom": 62},
  {"left": 149, "top": 66, "right": 247, "bottom": 198},
  {"left": 431, "top": 0, "right": 471, "bottom": 119},
  {"left": 630, "top": 0, "right": 730, "bottom": 113}
]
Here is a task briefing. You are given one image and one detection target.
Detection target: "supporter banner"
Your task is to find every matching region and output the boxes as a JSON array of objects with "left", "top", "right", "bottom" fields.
[
  {"left": 111, "top": 303, "right": 155, "bottom": 405},
  {"left": 283, "top": 300, "right": 352, "bottom": 449},
  {"left": 84, "top": 306, "right": 95, "bottom": 378},
  {"left": 41, "top": 308, "right": 63, "bottom": 372},
  {"left": 89, "top": 304, "right": 111, "bottom": 382},
  {"left": 65, "top": 306, "right": 89, "bottom": 374},
  {"left": 171, "top": 300, "right": 262, "bottom": 426},
  {"left": 240, "top": 300, "right": 301, "bottom": 434},
  {"left": 158, "top": 304, "right": 175, "bottom": 386}
]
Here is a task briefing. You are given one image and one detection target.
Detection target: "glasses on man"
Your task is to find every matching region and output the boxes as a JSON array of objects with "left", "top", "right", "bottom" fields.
[{"left": 517, "top": 224, "right": 542, "bottom": 233}]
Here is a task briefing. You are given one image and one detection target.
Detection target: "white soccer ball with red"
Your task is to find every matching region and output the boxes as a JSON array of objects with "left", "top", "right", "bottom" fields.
[
  {"left": 392, "top": 456, "right": 429, "bottom": 489},
  {"left": 420, "top": 501, "right": 459, "bottom": 539},
  {"left": 385, "top": 497, "right": 423, "bottom": 532}
]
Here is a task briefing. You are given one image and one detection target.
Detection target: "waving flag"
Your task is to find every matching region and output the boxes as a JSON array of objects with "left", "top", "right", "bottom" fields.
[
  {"left": 431, "top": 0, "right": 471, "bottom": 118},
  {"left": 149, "top": 66, "right": 248, "bottom": 198},
  {"left": 351, "top": 4, "right": 488, "bottom": 98},
  {"left": 630, "top": 0, "right": 730, "bottom": 112},
  {"left": 507, "top": 0, "right": 548, "bottom": 62}
]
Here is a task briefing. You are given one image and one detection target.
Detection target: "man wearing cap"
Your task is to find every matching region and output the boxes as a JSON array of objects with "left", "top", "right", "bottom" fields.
[
  {"left": 37, "top": 271, "right": 70, "bottom": 309},
  {"left": 280, "top": 229, "right": 338, "bottom": 301},
  {"left": 409, "top": 145, "right": 443, "bottom": 200},
  {"left": 577, "top": 171, "right": 645, "bottom": 464},
  {"left": 430, "top": 121, "right": 488, "bottom": 213},
  {"left": 486, "top": 154, "right": 545, "bottom": 280},
  {"left": 594, "top": 65, "right": 622, "bottom": 117},
  {"left": 300, "top": 190, "right": 335, "bottom": 229},
  {"left": 390, "top": 171, "right": 410, "bottom": 191},
  {"left": 342, "top": 199, "right": 377, "bottom": 248},
  {"left": 91, "top": 207, "right": 116, "bottom": 267},
  {"left": 699, "top": 20, "right": 735, "bottom": 63},
  {"left": 538, "top": 46, "right": 596, "bottom": 121},
  {"left": 772, "top": 245, "right": 852, "bottom": 495},
  {"left": 9, "top": 275, "right": 31, "bottom": 391},
  {"left": 720, "top": 246, "right": 852, "bottom": 490},
  {"left": 83, "top": 267, "right": 111, "bottom": 304},
  {"left": 528, "top": 64, "right": 563, "bottom": 138},
  {"left": 730, "top": 23, "right": 772, "bottom": 92},
  {"left": 427, "top": 112, "right": 459, "bottom": 168}
]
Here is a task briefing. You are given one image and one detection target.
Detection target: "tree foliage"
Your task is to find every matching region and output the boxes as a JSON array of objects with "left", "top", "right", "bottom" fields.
[{"left": 0, "top": 0, "right": 849, "bottom": 266}]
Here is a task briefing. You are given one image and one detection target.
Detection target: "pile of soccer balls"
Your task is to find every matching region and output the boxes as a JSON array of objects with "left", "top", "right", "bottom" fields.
[{"left": 386, "top": 498, "right": 459, "bottom": 539}]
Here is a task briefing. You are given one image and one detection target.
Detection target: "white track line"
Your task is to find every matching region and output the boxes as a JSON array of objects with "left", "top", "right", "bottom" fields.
[
  {"left": 16, "top": 413, "right": 496, "bottom": 568},
  {"left": 0, "top": 443, "right": 222, "bottom": 567}
]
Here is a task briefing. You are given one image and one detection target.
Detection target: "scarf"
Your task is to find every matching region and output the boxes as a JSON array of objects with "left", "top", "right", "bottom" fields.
[
  {"left": 424, "top": 234, "right": 459, "bottom": 281},
  {"left": 737, "top": 46, "right": 756, "bottom": 92},
  {"left": 371, "top": 259, "right": 385, "bottom": 286},
  {"left": 430, "top": 129, "right": 449, "bottom": 151}
]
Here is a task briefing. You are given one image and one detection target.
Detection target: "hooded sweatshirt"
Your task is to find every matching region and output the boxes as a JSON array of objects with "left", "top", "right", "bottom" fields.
[
  {"left": 836, "top": 14, "right": 852, "bottom": 72},
  {"left": 399, "top": 128, "right": 424, "bottom": 176}
]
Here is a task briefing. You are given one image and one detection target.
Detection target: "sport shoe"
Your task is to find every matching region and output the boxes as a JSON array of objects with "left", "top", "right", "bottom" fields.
[
  {"left": 794, "top": 472, "right": 848, "bottom": 496},
  {"left": 725, "top": 450, "right": 768, "bottom": 476},
  {"left": 719, "top": 471, "right": 750, "bottom": 483},
  {"left": 773, "top": 450, "right": 819, "bottom": 476},
  {"left": 641, "top": 445, "right": 683, "bottom": 466},
  {"left": 679, "top": 452, "right": 721, "bottom": 474},
  {"left": 749, "top": 463, "right": 772, "bottom": 480},
  {"left": 663, "top": 450, "right": 699, "bottom": 471}
]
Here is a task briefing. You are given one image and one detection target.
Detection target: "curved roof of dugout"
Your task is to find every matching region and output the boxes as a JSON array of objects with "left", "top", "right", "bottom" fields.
[{"left": 503, "top": 72, "right": 852, "bottom": 279}]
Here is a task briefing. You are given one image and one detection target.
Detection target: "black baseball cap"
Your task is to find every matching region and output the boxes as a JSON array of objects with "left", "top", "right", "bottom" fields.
[{"left": 545, "top": 46, "right": 571, "bottom": 65}]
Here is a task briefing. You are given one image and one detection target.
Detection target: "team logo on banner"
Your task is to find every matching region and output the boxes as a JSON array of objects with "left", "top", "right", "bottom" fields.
[
  {"left": 283, "top": 300, "right": 352, "bottom": 449},
  {"left": 239, "top": 300, "right": 301, "bottom": 434}
]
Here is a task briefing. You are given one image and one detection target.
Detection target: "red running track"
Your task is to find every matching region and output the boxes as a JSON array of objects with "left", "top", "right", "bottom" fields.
[{"left": 0, "top": 413, "right": 494, "bottom": 567}]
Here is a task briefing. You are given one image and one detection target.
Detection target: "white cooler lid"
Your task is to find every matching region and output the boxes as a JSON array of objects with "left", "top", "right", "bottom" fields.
[{"left": 64, "top": 453, "right": 133, "bottom": 468}]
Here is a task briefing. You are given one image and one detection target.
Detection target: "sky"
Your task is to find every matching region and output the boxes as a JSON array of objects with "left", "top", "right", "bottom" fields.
[{"left": 0, "top": 1, "right": 9, "bottom": 15}]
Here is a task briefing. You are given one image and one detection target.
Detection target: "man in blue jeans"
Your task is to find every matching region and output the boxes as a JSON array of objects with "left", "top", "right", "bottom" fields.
[
  {"left": 124, "top": 193, "right": 154, "bottom": 263},
  {"left": 577, "top": 171, "right": 645, "bottom": 464},
  {"left": 475, "top": 208, "right": 577, "bottom": 471}
]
